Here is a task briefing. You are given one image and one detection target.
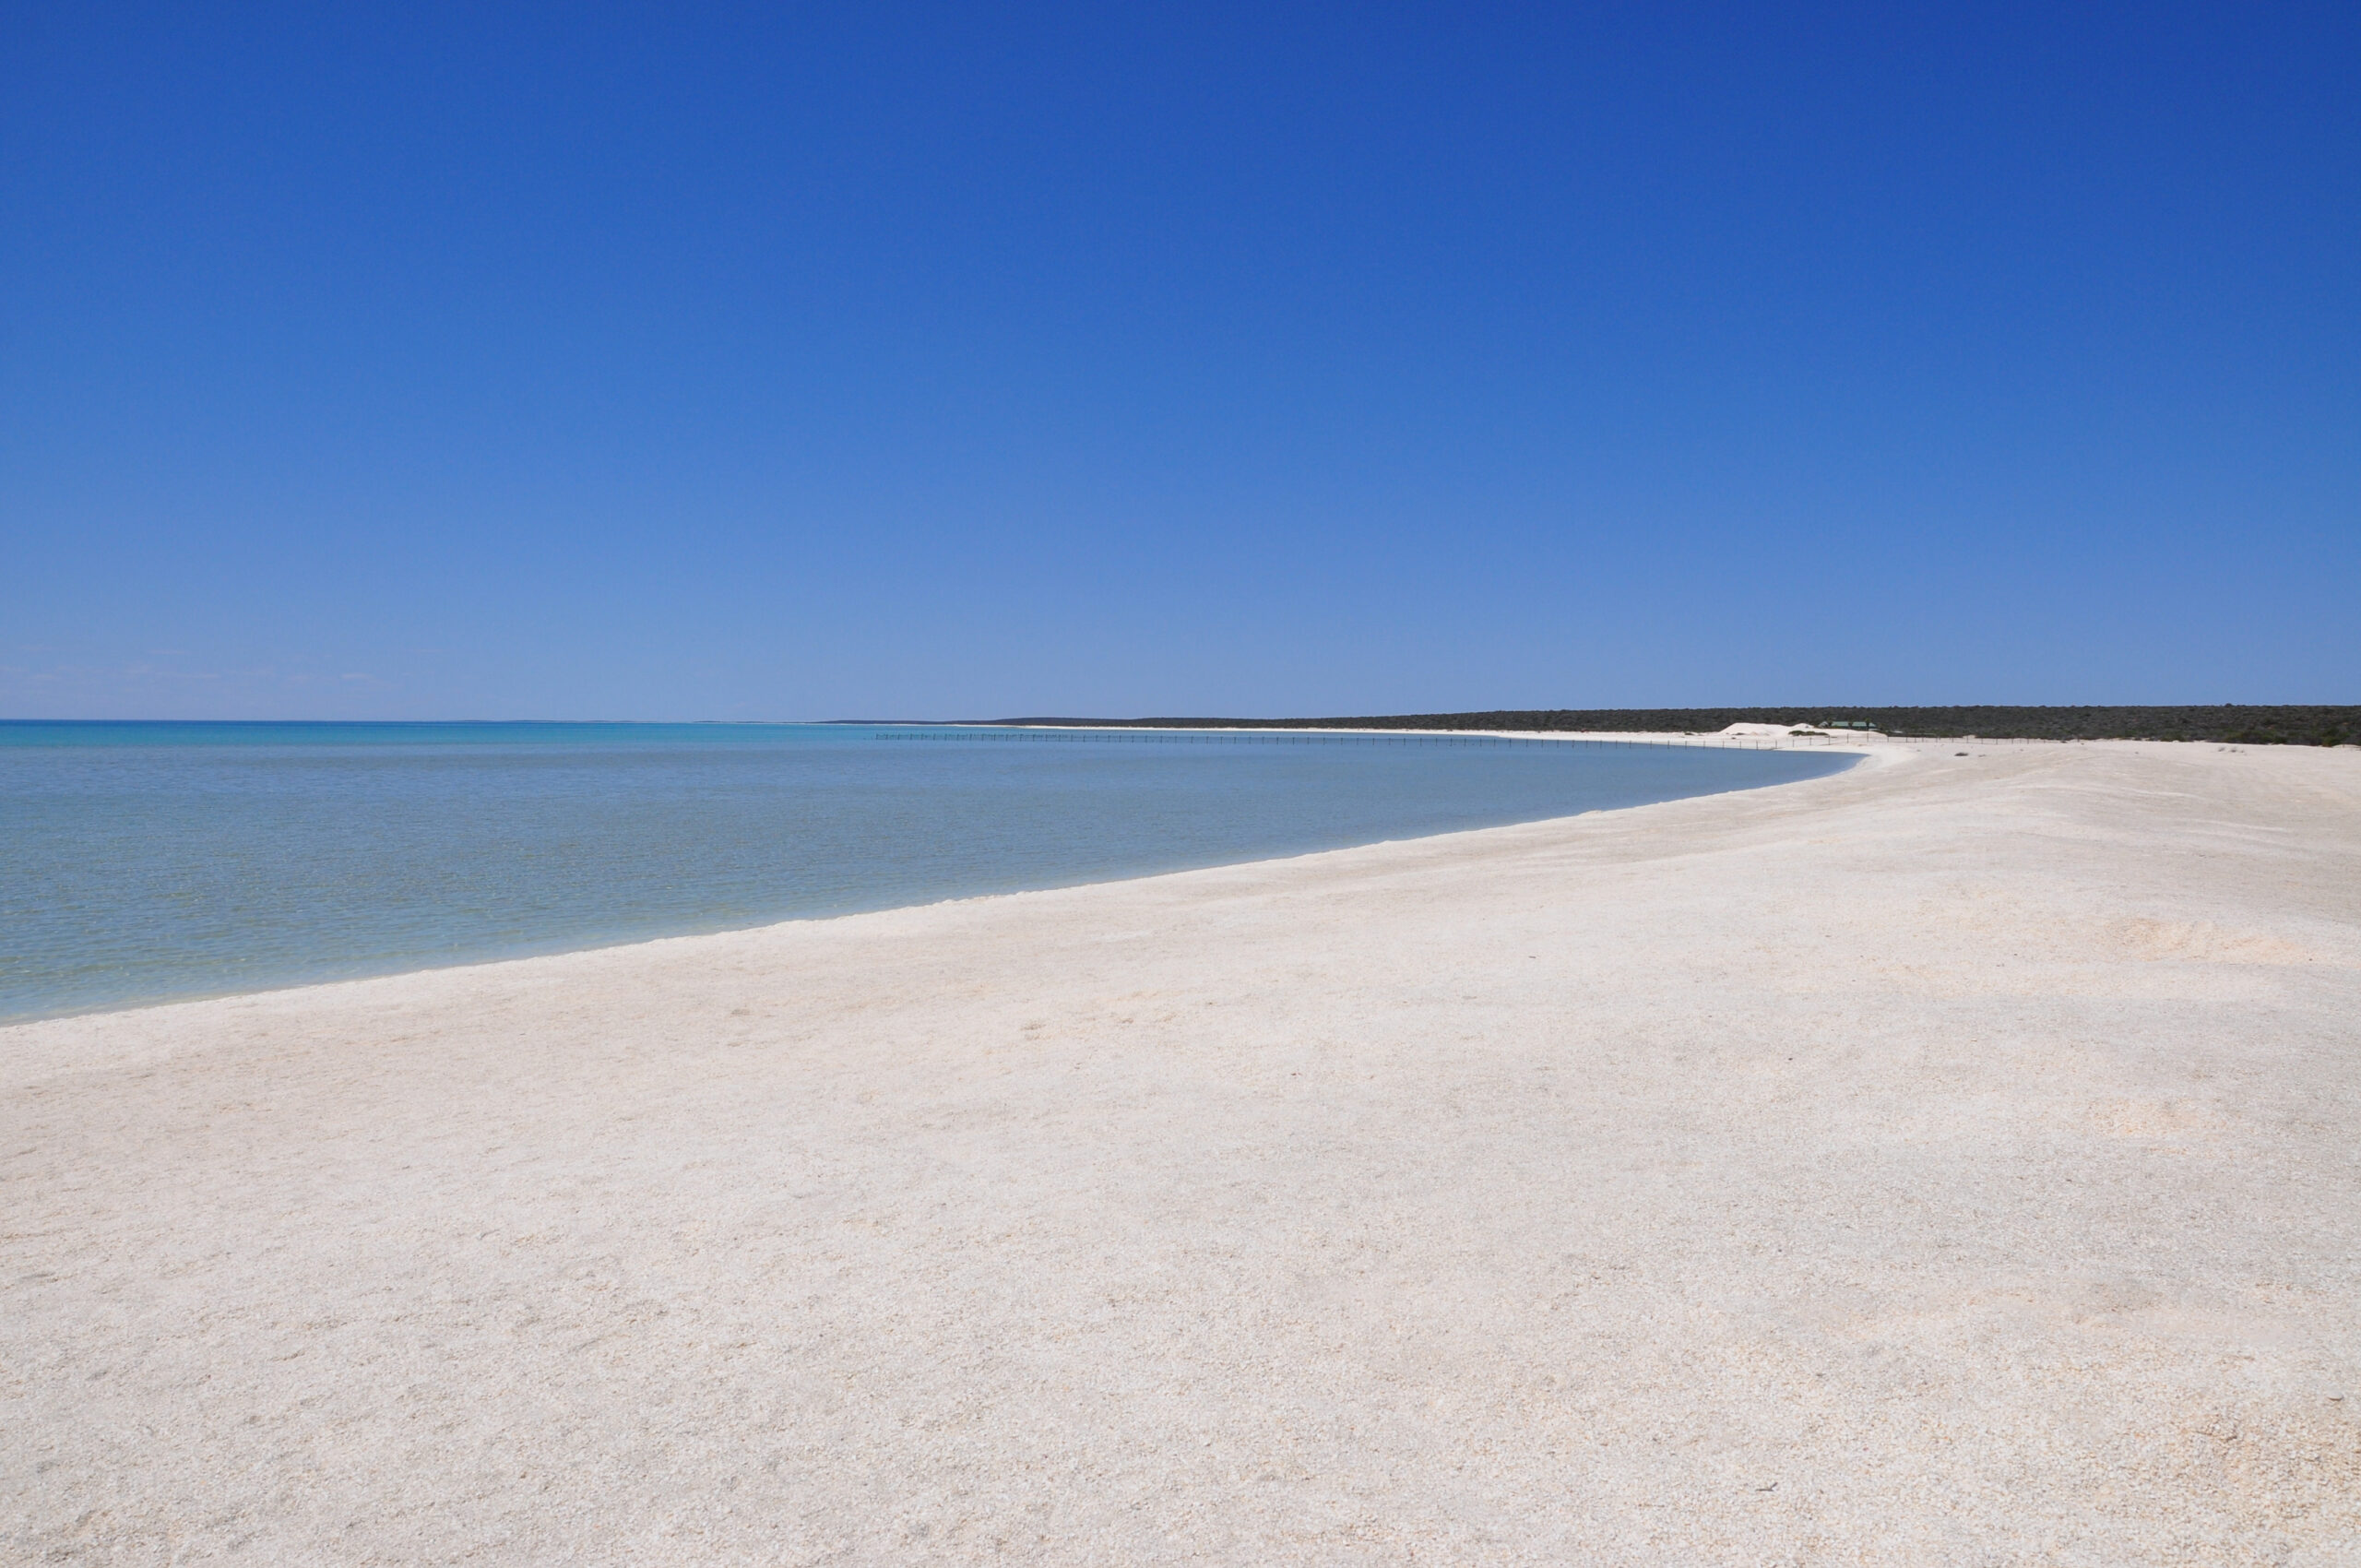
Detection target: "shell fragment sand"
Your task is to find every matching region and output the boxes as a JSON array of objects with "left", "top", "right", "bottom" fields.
[{"left": 5, "top": 740, "right": 2359, "bottom": 1564}]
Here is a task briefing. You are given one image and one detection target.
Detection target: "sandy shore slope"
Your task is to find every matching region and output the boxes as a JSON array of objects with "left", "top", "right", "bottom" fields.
[{"left": 6, "top": 740, "right": 2359, "bottom": 1564}]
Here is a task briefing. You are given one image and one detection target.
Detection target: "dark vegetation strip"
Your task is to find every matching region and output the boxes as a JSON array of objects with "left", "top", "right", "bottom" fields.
[{"left": 985, "top": 707, "right": 2360, "bottom": 746}]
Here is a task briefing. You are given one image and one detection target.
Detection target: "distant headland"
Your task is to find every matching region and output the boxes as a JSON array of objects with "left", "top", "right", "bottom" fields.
[{"left": 979, "top": 706, "right": 2358, "bottom": 745}]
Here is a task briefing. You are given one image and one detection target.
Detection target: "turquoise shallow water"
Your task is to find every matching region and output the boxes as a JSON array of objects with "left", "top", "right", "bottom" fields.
[{"left": 0, "top": 721, "right": 1853, "bottom": 1022}]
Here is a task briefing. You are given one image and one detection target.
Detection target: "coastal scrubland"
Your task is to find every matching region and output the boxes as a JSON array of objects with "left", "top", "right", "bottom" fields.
[{"left": 998, "top": 705, "right": 2359, "bottom": 745}]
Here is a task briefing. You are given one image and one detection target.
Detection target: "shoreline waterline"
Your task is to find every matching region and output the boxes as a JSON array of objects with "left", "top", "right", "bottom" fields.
[{"left": 0, "top": 722, "right": 1865, "bottom": 1026}]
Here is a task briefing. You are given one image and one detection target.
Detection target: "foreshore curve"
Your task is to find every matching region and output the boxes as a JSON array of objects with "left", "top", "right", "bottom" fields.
[{"left": 6, "top": 738, "right": 2356, "bottom": 1562}]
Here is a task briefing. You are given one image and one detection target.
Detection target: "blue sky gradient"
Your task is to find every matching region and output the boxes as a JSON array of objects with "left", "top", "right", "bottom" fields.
[{"left": 5, "top": 3, "right": 2355, "bottom": 719}]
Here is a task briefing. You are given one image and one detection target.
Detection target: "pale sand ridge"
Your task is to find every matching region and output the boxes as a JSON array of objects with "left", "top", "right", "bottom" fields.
[{"left": 5, "top": 740, "right": 2358, "bottom": 1563}]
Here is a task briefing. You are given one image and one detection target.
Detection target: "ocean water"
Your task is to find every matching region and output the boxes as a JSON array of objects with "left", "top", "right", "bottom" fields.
[{"left": 0, "top": 721, "right": 1853, "bottom": 1022}]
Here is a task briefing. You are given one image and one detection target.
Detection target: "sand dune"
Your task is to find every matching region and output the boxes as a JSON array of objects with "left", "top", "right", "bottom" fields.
[{"left": 6, "top": 739, "right": 2358, "bottom": 1564}]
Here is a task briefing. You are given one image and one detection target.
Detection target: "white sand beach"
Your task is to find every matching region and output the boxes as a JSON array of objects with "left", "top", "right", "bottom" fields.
[{"left": 6, "top": 737, "right": 2358, "bottom": 1565}]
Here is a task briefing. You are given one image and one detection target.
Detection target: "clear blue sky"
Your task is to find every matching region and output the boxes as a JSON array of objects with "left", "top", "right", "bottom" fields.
[{"left": 5, "top": 3, "right": 2354, "bottom": 719}]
